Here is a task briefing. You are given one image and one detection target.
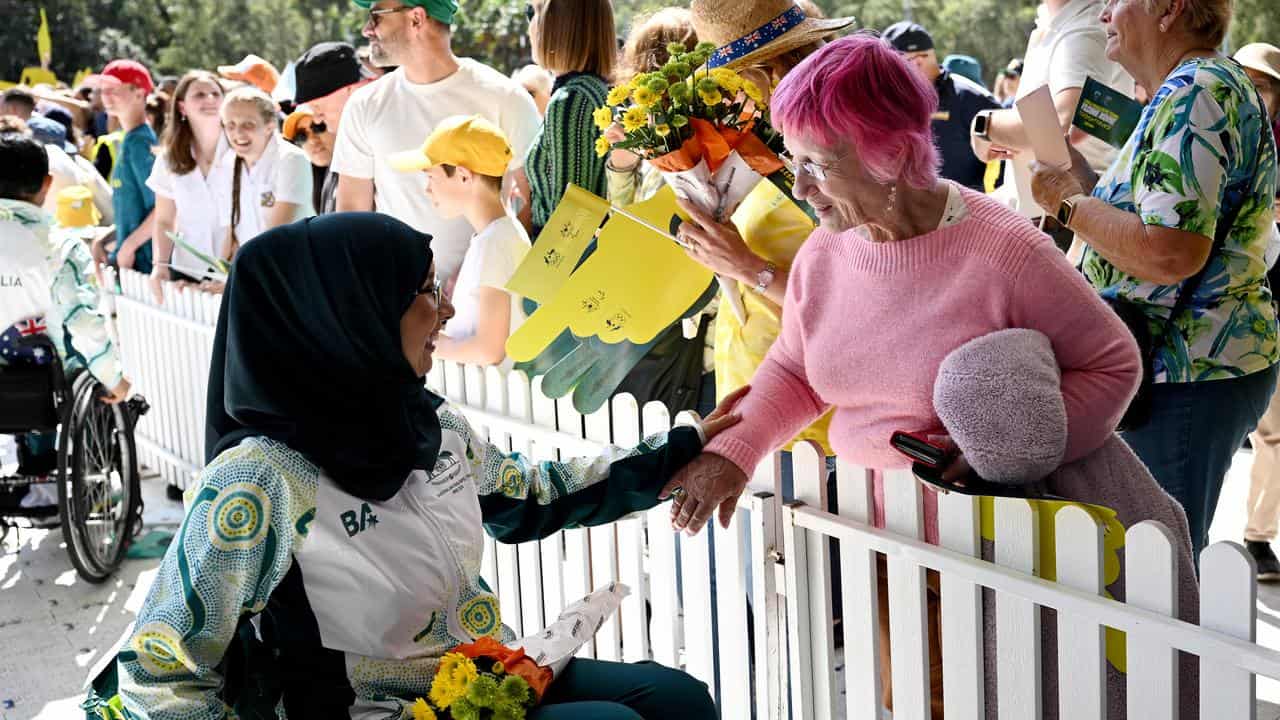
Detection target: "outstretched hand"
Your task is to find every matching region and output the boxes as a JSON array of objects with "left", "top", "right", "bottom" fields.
[{"left": 660, "top": 453, "right": 750, "bottom": 535}]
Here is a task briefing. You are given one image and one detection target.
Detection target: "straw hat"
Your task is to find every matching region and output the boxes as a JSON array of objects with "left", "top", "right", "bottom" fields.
[
  {"left": 691, "top": 0, "right": 854, "bottom": 70},
  {"left": 1236, "top": 43, "right": 1280, "bottom": 85}
]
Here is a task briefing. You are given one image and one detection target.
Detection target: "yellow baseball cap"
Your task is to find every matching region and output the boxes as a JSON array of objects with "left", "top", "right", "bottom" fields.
[
  {"left": 55, "top": 186, "right": 100, "bottom": 229},
  {"left": 388, "top": 115, "right": 513, "bottom": 178}
]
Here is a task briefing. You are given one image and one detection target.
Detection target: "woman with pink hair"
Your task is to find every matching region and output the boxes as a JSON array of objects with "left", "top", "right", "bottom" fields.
[{"left": 661, "top": 32, "right": 1141, "bottom": 715}]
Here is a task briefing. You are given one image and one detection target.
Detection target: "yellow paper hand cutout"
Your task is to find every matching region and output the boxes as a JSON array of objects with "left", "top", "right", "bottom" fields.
[{"left": 505, "top": 185, "right": 713, "bottom": 362}]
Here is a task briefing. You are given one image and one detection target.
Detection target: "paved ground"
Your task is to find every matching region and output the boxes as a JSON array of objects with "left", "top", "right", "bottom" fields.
[{"left": 3, "top": 445, "right": 1280, "bottom": 719}]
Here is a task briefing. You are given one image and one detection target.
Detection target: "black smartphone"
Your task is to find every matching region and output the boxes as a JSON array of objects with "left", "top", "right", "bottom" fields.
[{"left": 890, "top": 430, "right": 953, "bottom": 468}]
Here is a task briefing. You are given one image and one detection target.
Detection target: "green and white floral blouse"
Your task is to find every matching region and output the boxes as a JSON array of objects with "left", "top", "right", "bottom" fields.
[{"left": 1082, "top": 57, "right": 1279, "bottom": 383}]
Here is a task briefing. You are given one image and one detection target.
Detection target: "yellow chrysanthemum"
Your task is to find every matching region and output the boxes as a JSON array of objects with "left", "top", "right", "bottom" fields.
[
  {"left": 742, "top": 80, "right": 764, "bottom": 104},
  {"left": 698, "top": 89, "right": 724, "bottom": 106},
  {"left": 621, "top": 106, "right": 649, "bottom": 132},
  {"left": 429, "top": 653, "right": 478, "bottom": 708},
  {"left": 428, "top": 676, "right": 463, "bottom": 709},
  {"left": 411, "top": 698, "right": 439, "bottom": 720},
  {"left": 632, "top": 85, "right": 658, "bottom": 107},
  {"left": 593, "top": 106, "right": 613, "bottom": 131},
  {"left": 595, "top": 135, "right": 612, "bottom": 158},
  {"left": 710, "top": 68, "right": 743, "bottom": 94},
  {"left": 655, "top": 124, "right": 671, "bottom": 137},
  {"left": 606, "top": 84, "right": 631, "bottom": 106}
]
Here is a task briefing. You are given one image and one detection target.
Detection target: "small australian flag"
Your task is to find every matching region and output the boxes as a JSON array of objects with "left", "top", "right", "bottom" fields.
[{"left": 0, "top": 317, "right": 51, "bottom": 366}]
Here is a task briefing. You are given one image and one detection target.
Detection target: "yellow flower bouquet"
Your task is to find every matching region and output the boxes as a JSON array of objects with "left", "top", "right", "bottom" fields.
[
  {"left": 595, "top": 43, "right": 787, "bottom": 322},
  {"left": 413, "top": 638, "right": 548, "bottom": 720}
]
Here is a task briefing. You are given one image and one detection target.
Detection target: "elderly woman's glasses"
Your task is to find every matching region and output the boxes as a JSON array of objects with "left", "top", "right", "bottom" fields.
[
  {"left": 367, "top": 5, "right": 412, "bottom": 27},
  {"left": 781, "top": 153, "right": 842, "bottom": 184},
  {"left": 291, "top": 121, "right": 327, "bottom": 145}
]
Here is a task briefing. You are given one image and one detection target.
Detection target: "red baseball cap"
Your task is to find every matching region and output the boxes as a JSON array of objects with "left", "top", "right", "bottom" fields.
[{"left": 99, "top": 59, "right": 155, "bottom": 94}]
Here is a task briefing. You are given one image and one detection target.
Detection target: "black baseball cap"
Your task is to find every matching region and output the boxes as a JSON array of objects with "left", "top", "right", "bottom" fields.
[
  {"left": 293, "top": 42, "right": 371, "bottom": 105},
  {"left": 882, "top": 21, "right": 934, "bottom": 53}
]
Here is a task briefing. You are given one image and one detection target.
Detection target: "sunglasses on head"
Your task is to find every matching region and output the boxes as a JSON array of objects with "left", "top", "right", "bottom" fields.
[{"left": 291, "top": 121, "right": 327, "bottom": 144}]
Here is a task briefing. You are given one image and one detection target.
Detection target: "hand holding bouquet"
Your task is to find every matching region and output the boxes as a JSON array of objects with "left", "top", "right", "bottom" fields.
[{"left": 595, "top": 44, "right": 785, "bottom": 323}]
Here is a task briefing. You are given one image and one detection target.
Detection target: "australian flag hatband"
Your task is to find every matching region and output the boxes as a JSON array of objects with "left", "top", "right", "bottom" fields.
[{"left": 707, "top": 5, "right": 808, "bottom": 69}]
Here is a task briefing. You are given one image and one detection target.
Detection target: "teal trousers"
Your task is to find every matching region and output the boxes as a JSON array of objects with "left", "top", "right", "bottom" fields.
[{"left": 531, "top": 659, "right": 716, "bottom": 719}]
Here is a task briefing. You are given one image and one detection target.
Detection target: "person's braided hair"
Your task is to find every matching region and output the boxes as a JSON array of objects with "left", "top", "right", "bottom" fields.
[{"left": 221, "top": 86, "right": 277, "bottom": 261}]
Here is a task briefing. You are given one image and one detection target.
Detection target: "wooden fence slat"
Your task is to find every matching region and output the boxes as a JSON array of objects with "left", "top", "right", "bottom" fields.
[
  {"left": 643, "top": 404, "right": 680, "bottom": 669},
  {"left": 938, "top": 490, "right": 984, "bottom": 720},
  {"left": 1199, "top": 542, "right": 1256, "bottom": 720},
  {"left": 1126, "top": 521, "right": 1180, "bottom": 720},
  {"left": 994, "top": 498, "right": 1041, "bottom": 720},
  {"left": 837, "top": 464, "right": 883, "bottom": 720},
  {"left": 504, "top": 371, "right": 545, "bottom": 637},
  {"left": 610, "top": 394, "right": 647, "bottom": 664},
  {"left": 585, "top": 401, "right": 620, "bottom": 662},
  {"left": 529, "top": 377, "right": 564, "bottom": 626},
  {"left": 714, "top": 503, "right": 751, "bottom": 720},
  {"left": 749, "top": 491, "right": 783, "bottom": 720},
  {"left": 792, "top": 441, "right": 835, "bottom": 719},
  {"left": 1054, "top": 506, "right": 1106, "bottom": 720},
  {"left": 882, "top": 469, "right": 931, "bottom": 720},
  {"left": 784, "top": 501, "right": 815, "bottom": 719}
]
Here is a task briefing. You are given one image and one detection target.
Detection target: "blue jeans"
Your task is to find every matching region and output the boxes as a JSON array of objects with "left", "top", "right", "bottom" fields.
[{"left": 1121, "top": 363, "right": 1279, "bottom": 557}]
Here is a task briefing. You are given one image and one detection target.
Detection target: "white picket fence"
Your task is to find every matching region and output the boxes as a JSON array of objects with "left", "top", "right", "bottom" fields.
[{"left": 113, "top": 269, "right": 1280, "bottom": 720}]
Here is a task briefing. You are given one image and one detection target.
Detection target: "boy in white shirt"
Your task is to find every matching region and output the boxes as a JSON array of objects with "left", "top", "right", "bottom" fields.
[{"left": 389, "top": 115, "right": 530, "bottom": 367}]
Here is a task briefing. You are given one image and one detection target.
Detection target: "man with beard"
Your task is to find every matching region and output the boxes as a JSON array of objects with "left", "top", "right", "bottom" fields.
[{"left": 331, "top": 0, "right": 541, "bottom": 283}]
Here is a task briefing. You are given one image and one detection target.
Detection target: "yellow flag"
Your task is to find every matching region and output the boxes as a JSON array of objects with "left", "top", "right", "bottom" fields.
[
  {"left": 504, "top": 184, "right": 610, "bottom": 305},
  {"left": 505, "top": 185, "right": 712, "bottom": 361},
  {"left": 37, "top": 8, "right": 52, "bottom": 69}
]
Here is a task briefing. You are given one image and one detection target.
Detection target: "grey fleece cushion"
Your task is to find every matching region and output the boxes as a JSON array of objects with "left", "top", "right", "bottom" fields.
[{"left": 933, "top": 329, "right": 1067, "bottom": 484}]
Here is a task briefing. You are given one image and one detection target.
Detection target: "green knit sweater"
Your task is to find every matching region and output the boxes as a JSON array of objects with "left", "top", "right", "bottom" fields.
[{"left": 526, "top": 72, "right": 609, "bottom": 235}]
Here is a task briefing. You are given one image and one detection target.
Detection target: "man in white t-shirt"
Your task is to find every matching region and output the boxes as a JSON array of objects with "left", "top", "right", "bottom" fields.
[
  {"left": 332, "top": 0, "right": 540, "bottom": 283},
  {"left": 969, "top": 0, "right": 1134, "bottom": 223},
  {"left": 389, "top": 115, "right": 530, "bottom": 369}
]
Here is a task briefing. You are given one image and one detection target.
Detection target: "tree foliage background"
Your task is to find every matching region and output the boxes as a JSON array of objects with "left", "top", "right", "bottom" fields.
[{"left": 1, "top": 0, "right": 1278, "bottom": 87}]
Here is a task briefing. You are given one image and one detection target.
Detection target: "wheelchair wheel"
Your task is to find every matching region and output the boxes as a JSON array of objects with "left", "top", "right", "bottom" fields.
[{"left": 56, "top": 374, "right": 142, "bottom": 583}]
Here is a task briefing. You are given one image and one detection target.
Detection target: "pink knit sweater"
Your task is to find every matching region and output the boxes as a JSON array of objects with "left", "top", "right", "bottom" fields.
[{"left": 705, "top": 187, "right": 1141, "bottom": 539}]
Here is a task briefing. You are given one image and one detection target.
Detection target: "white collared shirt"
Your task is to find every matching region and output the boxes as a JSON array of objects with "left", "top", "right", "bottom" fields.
[
  {"left": 147, "top": 136, "right": 232, "bottom": 274},
  {"left": 216, "top": 133, "right": 314, "bottom": 248}
]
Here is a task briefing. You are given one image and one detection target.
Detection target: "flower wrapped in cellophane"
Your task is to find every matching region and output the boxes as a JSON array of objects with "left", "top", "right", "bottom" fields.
[
  {"left": 412, "top": 584, "right": 629, "bottom": 720},
  {"left": 595, "top": 42, "right": 786, "bottom": 322}
]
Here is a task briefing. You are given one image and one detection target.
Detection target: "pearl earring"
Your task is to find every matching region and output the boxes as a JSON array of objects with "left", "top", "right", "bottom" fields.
[{"left": 885, "top": 183, "right": 898, "bottom": 215}]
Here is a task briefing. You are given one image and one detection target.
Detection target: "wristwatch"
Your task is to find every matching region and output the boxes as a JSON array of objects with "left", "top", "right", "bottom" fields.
[
  {"left": 972, "top": 110, "right": 993, "bottom": 142},
  {"left": 1056, "top": 193, "right": 1088, "bottom": 229},
  {"left": 753, "top": 262, "right": 776, "bottom": 294}
]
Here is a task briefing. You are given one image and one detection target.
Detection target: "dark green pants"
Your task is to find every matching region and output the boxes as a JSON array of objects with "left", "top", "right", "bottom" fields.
[{"left": 532, "top": 659, "right": 716, "bottom": 719}]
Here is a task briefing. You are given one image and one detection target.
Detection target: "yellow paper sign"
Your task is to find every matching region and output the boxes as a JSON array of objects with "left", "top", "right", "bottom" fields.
[
  {"left": 980, "top": 497, "right": 1128, "bottom": 672},
  {"left": 505, "top": 184, "right": 610, "bottom": 305},
  {"left": 505, "top": 185, "right": 712, "bottom": 361}
]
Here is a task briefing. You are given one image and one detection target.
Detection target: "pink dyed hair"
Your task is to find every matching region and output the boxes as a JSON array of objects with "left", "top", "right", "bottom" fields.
[{"left": 771, "top": 32, "right": 940, "bottom": 190}]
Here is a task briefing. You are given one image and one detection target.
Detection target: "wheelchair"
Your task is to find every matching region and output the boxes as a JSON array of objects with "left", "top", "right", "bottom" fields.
[{"left": 0, "top": 335, "right": 149, "bottom": 583}]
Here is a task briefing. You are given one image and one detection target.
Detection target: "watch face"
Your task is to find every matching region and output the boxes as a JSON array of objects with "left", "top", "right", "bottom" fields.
[{"left": 974, "top": 114, "right": 988, "bottom": 137}]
